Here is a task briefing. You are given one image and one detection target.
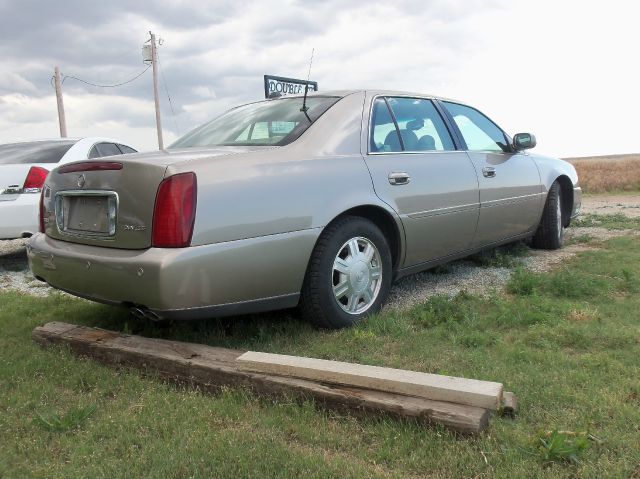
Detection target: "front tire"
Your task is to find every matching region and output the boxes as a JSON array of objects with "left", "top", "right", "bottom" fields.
[
  {"left": 532, "top": 181, "right": 565, "bottom": 250},
  {"left": 300, "top": 216, "right": 392, "bottom": 329}
]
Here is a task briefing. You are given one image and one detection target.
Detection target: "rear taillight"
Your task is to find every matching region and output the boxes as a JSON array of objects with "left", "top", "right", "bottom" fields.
[
  {"left": 152, "top": 173, "right": 197, "bottom": 248},
  {"left": 39, "top": 188, "right": 46, "bottom": 233},
  {"left": 58, "top": 162, "right": 123, "bottom": 174},
  {"left": 23, "top": 166, "right": 49, "bottom": 192}
]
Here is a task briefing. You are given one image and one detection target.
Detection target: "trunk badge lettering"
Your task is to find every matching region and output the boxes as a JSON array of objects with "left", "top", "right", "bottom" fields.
[{"left": 123, "top": 224, "right": 147, "bottom": 231}]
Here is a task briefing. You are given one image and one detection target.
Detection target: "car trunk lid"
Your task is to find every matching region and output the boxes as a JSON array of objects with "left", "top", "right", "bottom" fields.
[
  {"left": 41, "top": 146, "right": 273, "bottom": 249},
  {"left": 43, "top": 159, "right": 168, "bottom": 249}
]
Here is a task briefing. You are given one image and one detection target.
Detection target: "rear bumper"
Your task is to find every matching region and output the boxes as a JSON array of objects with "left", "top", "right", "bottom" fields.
[
  {"left": 27, "top": 229, "right": 320, "bottom": 319},
  {"left": 0, "top": 194, "right": 39, "bottom": 239}
]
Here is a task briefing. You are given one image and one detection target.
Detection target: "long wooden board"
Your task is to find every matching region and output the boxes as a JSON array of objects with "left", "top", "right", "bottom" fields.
[
  {"left": 237, "top": 351, "right": 504, "bottom": 410},
  {"left": 32, "top": 322, "right": 491, "bottom": 434}
]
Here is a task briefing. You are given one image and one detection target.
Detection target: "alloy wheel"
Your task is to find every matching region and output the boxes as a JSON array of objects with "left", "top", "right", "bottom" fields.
[{"left": 332, "top": 237, "right": 383, "bottom": 315}]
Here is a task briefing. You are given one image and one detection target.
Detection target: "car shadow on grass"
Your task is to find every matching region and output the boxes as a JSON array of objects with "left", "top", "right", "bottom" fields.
[{"left": 75, "top": 301, "right": 315, "bottom": 353}]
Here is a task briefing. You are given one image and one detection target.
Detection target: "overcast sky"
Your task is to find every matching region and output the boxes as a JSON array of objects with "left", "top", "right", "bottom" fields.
[{"left": 0, "top": 0, "right": 637, "bottom": 157}]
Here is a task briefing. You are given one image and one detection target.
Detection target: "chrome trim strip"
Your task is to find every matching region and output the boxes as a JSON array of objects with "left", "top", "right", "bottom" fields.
[
  {"left": 405, "top": 192, "right": 543, "bottom": 218},
  {"left": 368, "top": 150, "right": 463, "bottom": 156},
  {"left": 481, "top": 192, "right": 545, "bottom": 208},
  {"left": 407, "top": 202, "right": 479, "bottom": 219}
]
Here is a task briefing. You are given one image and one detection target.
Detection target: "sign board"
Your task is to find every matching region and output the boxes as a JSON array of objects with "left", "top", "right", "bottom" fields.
[{"left": 264, "top": 75, "right": 318, "bottom": 98}]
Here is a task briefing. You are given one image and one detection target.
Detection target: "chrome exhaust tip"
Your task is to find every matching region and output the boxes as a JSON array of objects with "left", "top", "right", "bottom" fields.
[
  {"left": 130, "top": 307, "right": 146, "bottom": 319},
  {"left": 129, "top": 306, "right": 163, "bottom": 322},
  {"left": 144, "top": 309, "right": 162, "bottom": 321}
]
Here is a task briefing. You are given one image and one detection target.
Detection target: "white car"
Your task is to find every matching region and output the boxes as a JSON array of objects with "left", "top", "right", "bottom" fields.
[{"left": 0, "top": 137, "right": 138, "bottom": 239}]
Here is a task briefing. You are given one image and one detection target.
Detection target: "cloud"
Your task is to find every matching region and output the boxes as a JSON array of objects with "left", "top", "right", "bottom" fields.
[{"left": 0, "top": 0, "right": 638, "bottom": 156}]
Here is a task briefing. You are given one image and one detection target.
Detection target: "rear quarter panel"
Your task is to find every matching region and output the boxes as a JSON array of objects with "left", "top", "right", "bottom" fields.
[{"left": 168, "top": 92, "right": 400, "bottom": 247}]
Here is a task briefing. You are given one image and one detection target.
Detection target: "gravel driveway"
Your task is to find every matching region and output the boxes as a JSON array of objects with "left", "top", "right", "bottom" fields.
[{"left": 2, "top": 195, "right": 638, "bottom": 310}]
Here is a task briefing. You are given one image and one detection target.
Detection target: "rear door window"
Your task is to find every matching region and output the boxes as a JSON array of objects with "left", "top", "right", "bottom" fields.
[
  {"left": 386, "top": 97, "right": 455, "bottom": 152},
  {"left": 117, "top": 144, "right": 137, "bottom": 154},
  {"left": 0, "top": 140, "right": 77, "bottom": 164},
  {"left": 88, "top": 145, "right": 100, "bottom": 159},
  {"left": 370, "top": 98, "right": 401, "bottom": 152},
  {"left": 95, "top": 143, "right": 123, "bottom": 158},
  {"left": 370, "top": 97, "right": 455, "bottom": 153}
]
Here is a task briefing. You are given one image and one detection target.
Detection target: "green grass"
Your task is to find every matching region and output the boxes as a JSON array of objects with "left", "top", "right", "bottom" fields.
[
  {"left": 33, "top": 404, "right": 97, "bottom": 433},
  {"left": 534, "top": 430, "right": 592, "bottom": 466},
  {"left": 565, "top": 233, "right": 594, "bottom": 245},
  {"left": 2, "top": 235, "right": 640, "bottom": 477}
]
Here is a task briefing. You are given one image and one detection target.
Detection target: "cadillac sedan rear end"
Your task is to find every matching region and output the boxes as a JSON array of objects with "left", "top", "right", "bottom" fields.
[
  {"left": 27, "top": 93, "right": 357, "bottom": 320},
  {"left": 27, "top": 150, "right": 320, "bottom": 320}
]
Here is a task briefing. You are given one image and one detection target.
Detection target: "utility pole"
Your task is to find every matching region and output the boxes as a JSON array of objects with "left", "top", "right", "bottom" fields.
[
  {"left": 150, "top": 32, "right": 164, "bottom": 150},
  {"left": 54, "top": 66, "right": 67, "bottom": 138}
]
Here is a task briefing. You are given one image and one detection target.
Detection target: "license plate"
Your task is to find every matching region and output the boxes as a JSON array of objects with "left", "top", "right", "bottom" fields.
[{"left": 55, "top": 192, "right": 117, "bottom": 236}]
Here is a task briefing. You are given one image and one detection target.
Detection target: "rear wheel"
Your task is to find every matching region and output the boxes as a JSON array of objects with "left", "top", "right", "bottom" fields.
[
  {"left": 300, "top": 216, "right": 392, "bottom": 329},
  {"left": 532, "top": 181, "right": 565, "bottom": 250}
]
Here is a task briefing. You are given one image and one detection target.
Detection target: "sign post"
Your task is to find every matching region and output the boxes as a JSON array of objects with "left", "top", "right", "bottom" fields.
[{"left": 264, "top": 75, "right": 318, "bottom": 98}]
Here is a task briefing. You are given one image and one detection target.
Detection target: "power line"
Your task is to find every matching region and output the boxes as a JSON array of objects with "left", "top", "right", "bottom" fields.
[
  {"left": 61, "top": 65, "right": 151, "bottom": 88},
  {"left": 156, "top": 50, "right": 181, "bottom": 136}
]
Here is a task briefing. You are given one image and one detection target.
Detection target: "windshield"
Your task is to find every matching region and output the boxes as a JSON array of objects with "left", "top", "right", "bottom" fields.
[
  {"left": 170, "top": 96, "right": 340, "bottom": 148},
  {"left": 0, "top": 140, "right": 78, "bottom": 165}
]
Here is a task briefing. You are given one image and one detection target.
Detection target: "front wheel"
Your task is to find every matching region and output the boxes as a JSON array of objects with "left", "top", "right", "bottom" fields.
[
  {"left": 532, "top": 181, "right": 565, "bottom": 250},
  {"left": 300, "top": 216, "right": 392, "bottom": 329}
]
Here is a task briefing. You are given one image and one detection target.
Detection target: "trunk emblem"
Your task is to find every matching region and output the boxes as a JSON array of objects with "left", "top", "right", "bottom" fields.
[
  {"left": 77, "top": 174, "right": 86, "bottom": 188},
  {"left": 123, "top": 224, "right": 147, "bottom": 231}
]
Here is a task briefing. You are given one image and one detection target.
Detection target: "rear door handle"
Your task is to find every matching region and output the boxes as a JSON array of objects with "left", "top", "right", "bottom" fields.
[
  {"left": 482, "top": 167, "right": 496, "bottom": 178},
  {"left": 388, "top": 172, "right": 411, "bottom": 185}
]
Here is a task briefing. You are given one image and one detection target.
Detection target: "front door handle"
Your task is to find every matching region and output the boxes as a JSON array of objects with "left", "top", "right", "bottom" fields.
[
  {"left": 482, "top": 167, "right": 496, "bottom": 178},
  {"left": 388, "top": 172, "right": 411, "bottom": 185}
]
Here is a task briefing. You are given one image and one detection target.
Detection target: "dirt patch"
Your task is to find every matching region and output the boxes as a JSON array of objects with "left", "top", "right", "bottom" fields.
[{"left": 581, "top": 194, "right": 640, "bottom": 218}]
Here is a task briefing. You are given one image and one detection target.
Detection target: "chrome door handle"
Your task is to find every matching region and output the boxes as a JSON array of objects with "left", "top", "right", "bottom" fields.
[
  {"left": 482, "top": 167, "right": 496, "bottom": 178},
  {"left": 388, "top": 172, "right": 411, "bottom": 185}
]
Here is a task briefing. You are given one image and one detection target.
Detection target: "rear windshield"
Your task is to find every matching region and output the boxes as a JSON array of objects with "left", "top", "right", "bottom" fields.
[
  {"left": 169, "top": 96, "right": 340, "bottom": 148},
  {"left": 0, "top": 140, "right": 78, "bottom": 165}
]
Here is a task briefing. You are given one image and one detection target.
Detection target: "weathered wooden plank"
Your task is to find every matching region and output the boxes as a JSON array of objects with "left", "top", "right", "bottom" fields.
[
  {"left": 237, "top": 351, "right": 504, "bottom": 410},
  {"left": 32, "top": 322, "right": 491, "bottom": 434}
]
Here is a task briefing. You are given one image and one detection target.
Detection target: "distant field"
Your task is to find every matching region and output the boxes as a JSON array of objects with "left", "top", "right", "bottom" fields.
[{"left": 565, "top": 154, "right": 640, "bottom": 194}]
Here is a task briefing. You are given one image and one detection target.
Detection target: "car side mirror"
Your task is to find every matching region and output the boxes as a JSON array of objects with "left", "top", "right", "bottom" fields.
[{"left": 513, "top": 132, "right": 536, "bottom": 150}]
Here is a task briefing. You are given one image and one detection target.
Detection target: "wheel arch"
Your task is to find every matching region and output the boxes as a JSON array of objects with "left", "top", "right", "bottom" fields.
[
  {"left": 554, "top": 175, "right": 574, "bottom": 227},
  {"left": 322, "top": 205, "right": 404, "bottom": 272}
]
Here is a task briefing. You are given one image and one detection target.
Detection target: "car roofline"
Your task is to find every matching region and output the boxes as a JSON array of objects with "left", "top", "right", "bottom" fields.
[
  {"left": 258, "top": 89, "right": 466, "bottom": 104},
  {"left": 0, "top": 137, "right": 133, "bottom": 148}
]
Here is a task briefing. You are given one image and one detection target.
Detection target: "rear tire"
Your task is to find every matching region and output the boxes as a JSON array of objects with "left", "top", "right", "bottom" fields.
[
  {"left": 532, "top": 181, "right": 565, "bottom": 250},
  {"left": 300, "top": 216, "right": 392, "bottom": 329}
]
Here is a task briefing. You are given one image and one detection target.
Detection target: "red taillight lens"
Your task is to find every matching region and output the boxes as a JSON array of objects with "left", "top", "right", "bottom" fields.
[
  {"left": 39, "top": 188, "right": 46, "bottom": 233},
  {"left": 152, "top": 173, "right": 197, "bottom": 248},
  {"left": 23, "top": 166, "right": 49, "bottom": 191},
  {"left": 58, "top": 162, "right": 123, "bottom": 174}
]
